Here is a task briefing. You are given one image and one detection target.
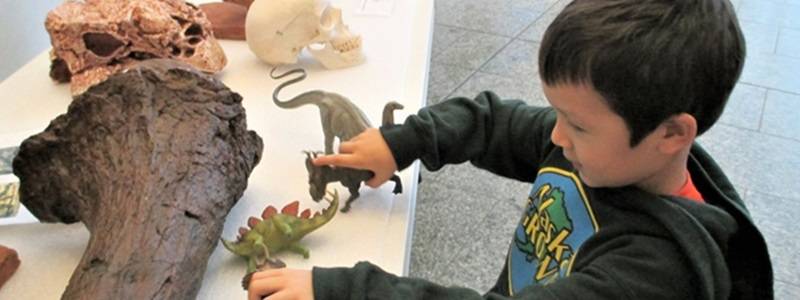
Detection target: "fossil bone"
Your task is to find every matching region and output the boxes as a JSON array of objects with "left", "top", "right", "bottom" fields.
[
  {"left": 12, "top": 59, "right": 263, "bottom": 299},
  {"left": 45, "top": 0, "right": 227, "bottom": 95},
  {"left": 245, "top": 0, "right": 364, "bottom": 69}
]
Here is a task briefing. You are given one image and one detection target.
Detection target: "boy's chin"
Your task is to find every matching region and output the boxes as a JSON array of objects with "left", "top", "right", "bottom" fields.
[
  {"left": 576, "top": 171, "right": 597, "bottom": 187},
  {"left": 576, "top": 171, "right": 615, "bottom": 188}
]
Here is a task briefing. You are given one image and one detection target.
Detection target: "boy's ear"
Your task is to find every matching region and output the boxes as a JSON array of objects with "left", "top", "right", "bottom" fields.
[{"left": 657, "top": 113, "right": 697, "bottom": 154}]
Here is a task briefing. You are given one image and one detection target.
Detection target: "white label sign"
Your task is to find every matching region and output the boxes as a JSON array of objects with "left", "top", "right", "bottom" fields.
[{"left": 357, "top": 0, "right": 396, "bottom": 16}]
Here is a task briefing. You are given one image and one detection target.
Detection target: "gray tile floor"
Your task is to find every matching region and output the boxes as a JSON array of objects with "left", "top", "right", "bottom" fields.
[
  {"left": 0, "top": 0, "right": 798, "bottom": 298},
  {"left": 411, "top": 0, "right": 800, "bottom": 298}
]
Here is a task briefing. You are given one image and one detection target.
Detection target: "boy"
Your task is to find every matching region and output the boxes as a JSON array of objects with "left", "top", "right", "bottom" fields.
[{"left": 248, "top": 0, "right": 773, "bottom": 299}]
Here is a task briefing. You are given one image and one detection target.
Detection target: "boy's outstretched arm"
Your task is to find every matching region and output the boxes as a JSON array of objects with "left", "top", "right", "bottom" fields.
[
  {"left": 311, "top": 128, "right": 398, "bottom": 188},
  {"left": 306, "top": 233, "right": 705, "bottom": 300},
  {"left": 315, "top": 91, "right": 556, "bottom": 186}
]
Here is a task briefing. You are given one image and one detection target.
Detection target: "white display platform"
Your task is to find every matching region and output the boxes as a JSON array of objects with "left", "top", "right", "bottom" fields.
[{"left": 0, "top": 0, "right": 433, "bottom": 298}]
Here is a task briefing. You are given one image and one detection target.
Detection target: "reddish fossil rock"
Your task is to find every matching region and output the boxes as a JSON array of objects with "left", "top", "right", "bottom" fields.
[
  {"left": 12, "top": 59, "right": 263, "bottom": 299},
  {"left": 45, "top": 0, "right": 227, "bottom": 95},
  {"left": 200, "top": 2, "right": 248, "bottom": 40},
  {"left": 0, "top": 245, "right": 20, "bottom": 290}
]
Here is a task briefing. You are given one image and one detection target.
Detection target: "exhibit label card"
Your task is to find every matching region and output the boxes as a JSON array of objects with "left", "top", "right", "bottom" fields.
[
  {"left": 357, "top": 0, "right": 395, "bottom": 16},
  {"left": 0, "top": 130, "right": 39, "bottom": 225}
]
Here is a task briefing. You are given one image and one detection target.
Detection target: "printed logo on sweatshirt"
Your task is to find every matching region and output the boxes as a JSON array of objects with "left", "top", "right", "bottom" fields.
[{"left": 507, "top": 167, "right": 598, "bottom": 295}]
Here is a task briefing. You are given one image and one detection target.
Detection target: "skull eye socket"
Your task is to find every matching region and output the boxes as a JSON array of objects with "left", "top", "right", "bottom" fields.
[
  {"left": 185, "top": 23, "right": 203, "bottom": 37},
  {"left": 171, "top": 16, "right": 189, "bottom": 26},
  {"left": 128, "top": 51, "right": 157, "bottom": 60},
  {"left": 83, "top": 33, "right": 124, "bottom": 57},
  {"left": 49, "top": 58, "right": 71, "bottom": 83}
]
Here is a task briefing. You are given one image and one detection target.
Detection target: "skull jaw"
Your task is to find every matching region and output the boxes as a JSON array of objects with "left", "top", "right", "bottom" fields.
[
  {"left": 308, "top": 43, "right": 365, "bottom": 69},
  {"left": 311, "top": 5, "right": 365, "bottom": 69}
]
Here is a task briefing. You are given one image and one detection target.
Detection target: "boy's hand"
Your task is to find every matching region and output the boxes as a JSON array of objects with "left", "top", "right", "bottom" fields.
[
  {"left": 312, "top": 128, "right": 398, "bottom": 188},
  {"left": 248, "top": 268, "right": 313, "bottom": 300}
]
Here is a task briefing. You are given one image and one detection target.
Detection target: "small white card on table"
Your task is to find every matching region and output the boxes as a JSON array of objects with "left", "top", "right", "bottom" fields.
[
  {"left": 0, "top": 131, "right": 39, "bottom": 225},
  {"left": 357, "top": 0, "right": 395, "bottom": 16}
]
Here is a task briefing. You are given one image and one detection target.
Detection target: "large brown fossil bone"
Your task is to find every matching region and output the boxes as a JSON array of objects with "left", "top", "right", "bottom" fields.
[
  {"left": 46, "top": 0, "right": 227, "bottom": 95},
  {"left": 12, "top": 59, "right": 263, "bottom": 299}
]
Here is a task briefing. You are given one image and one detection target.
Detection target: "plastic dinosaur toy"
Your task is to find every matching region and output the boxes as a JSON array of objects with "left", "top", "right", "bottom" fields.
[
  {"left": 304, "top": 150, "right": 402, "bottom": 212},
  {"left": 270, "top": 67, "right": 404, "bottom": 155},
  {"left": 270, "top": 67, "right": 404, "bottom": 211},
  {"left": 221, "top": 190, "right": 338, "bottom": 288}
]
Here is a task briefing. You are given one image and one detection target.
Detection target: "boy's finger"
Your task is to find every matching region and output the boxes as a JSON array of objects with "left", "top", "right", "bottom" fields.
[
  {"left": 248, "top": 277, "right": 282, "bottom": 300},
  {"left": 365, "top": 178, "right": 380, "bottom": 188},
  {"left": 313, "top": 154, "right": 359, "bottom": 169},
  {"left": 365, "top": 174, "right": 389, "bottom": 188},
  {"left": 264, "top": 291, "right": 293, "bottom": 300},
  {"left": 250, "top": 269, "right": 282, "bottom": 280},
  {"left": 312, "top": 154, "right": 343, "bottom": 166},
  {"left": 349, "top": 133, "right": 364, "bottom": 142}
]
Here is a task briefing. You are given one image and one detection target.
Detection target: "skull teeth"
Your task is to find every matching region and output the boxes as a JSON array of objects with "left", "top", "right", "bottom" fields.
[{"left": 332, "top": 36, "right": 362, "bottom": 53}]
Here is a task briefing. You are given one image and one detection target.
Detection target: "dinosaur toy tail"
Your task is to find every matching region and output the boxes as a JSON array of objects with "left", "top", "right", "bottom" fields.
[
  {"left": 269, "top": 67, "right": 308, "bottom": 106},
  {"left": 382, "top": 101, "right": 404, "bottom": 126},
  {"left": 310, "top": 189, "right": 339, "bottom": 230}
]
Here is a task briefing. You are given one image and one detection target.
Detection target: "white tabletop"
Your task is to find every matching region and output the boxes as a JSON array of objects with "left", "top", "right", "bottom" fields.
[{"left": 0, "top": 0, "right": 433, "bottom": 298}]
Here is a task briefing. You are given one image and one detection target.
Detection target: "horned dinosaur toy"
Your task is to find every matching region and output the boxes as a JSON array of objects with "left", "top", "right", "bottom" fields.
[
  {"left": 221, "top": 190, "right": 338, "bottom": 289},
  {"left": 270, "top": 67, "right": 404, "bottom": 211},
  {"left": 304, "top": 151, "right": 402, "bottom": 212}
]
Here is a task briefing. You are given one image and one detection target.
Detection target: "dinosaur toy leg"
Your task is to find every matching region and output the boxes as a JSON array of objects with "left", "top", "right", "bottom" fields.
[
  {"left": 274, "top": 219, "right": 294, "bottom": 236},
  {"left": 241, "top": 242, "right": 271, "bottom": 290},
  {"left": 252, "top": 242, "right": 271, "bottom": 272},
  {"left": 288, "top": 243, "right": 310, "bottom": 258},
  {"left": 390, "top": 174, "right": 403, "bottom": 194},
  {"left": 341, "top": 184, "right": 360, "bottom": 212}
]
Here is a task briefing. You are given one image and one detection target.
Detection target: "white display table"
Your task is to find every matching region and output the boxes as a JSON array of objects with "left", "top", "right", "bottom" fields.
[{"left": 0, "top": 0, "right": 433, "bottom": 298}]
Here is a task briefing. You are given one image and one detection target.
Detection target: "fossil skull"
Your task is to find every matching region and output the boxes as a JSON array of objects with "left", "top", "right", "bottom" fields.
[
  {"left": 246, "top": 0, "right": 364, "bottom": 69},
  {"left": 46, "top": 0, "right": 227, "bottom": 95}
]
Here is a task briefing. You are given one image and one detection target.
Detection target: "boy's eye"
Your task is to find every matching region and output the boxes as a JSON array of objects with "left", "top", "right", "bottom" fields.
[{"left": 570, "top": 122, "right": 585, "bottom": 132}]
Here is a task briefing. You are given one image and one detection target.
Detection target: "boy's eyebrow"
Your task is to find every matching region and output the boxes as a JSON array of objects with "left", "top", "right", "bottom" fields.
[
  {"left": 551, "top": 105, "right": 587, "bottom": 126},
  {"left": 544, "top": 91, "right": 586, "bottom": 123},
  {"left": 551, "top": 106, "right": 575, "bottom": 120},
  {"left": 551, "top": 106, "right": 566, "bottom": 115}
]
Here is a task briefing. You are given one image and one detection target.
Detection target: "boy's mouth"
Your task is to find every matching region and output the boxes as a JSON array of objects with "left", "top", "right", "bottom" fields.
[
  {"left": 565, "top": 156, "right": 582, "bottom": 171},
  {"left": 562, "top": 152, "right": 580, "bottom": 169}
]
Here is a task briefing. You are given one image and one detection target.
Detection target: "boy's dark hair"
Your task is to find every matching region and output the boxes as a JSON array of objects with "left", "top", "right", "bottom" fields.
[{"left": 539, "top": 0, "right": 745, "bottom": 146}]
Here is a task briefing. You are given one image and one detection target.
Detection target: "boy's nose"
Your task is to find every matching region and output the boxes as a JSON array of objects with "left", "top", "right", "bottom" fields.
[{"left": 550, "top": 119, "right": 571, "bottom": 149}]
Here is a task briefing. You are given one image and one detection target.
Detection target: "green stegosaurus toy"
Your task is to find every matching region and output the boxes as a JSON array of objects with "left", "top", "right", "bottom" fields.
[{"left": 222, "top": 190, "right": 338, "bottom": 288}]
